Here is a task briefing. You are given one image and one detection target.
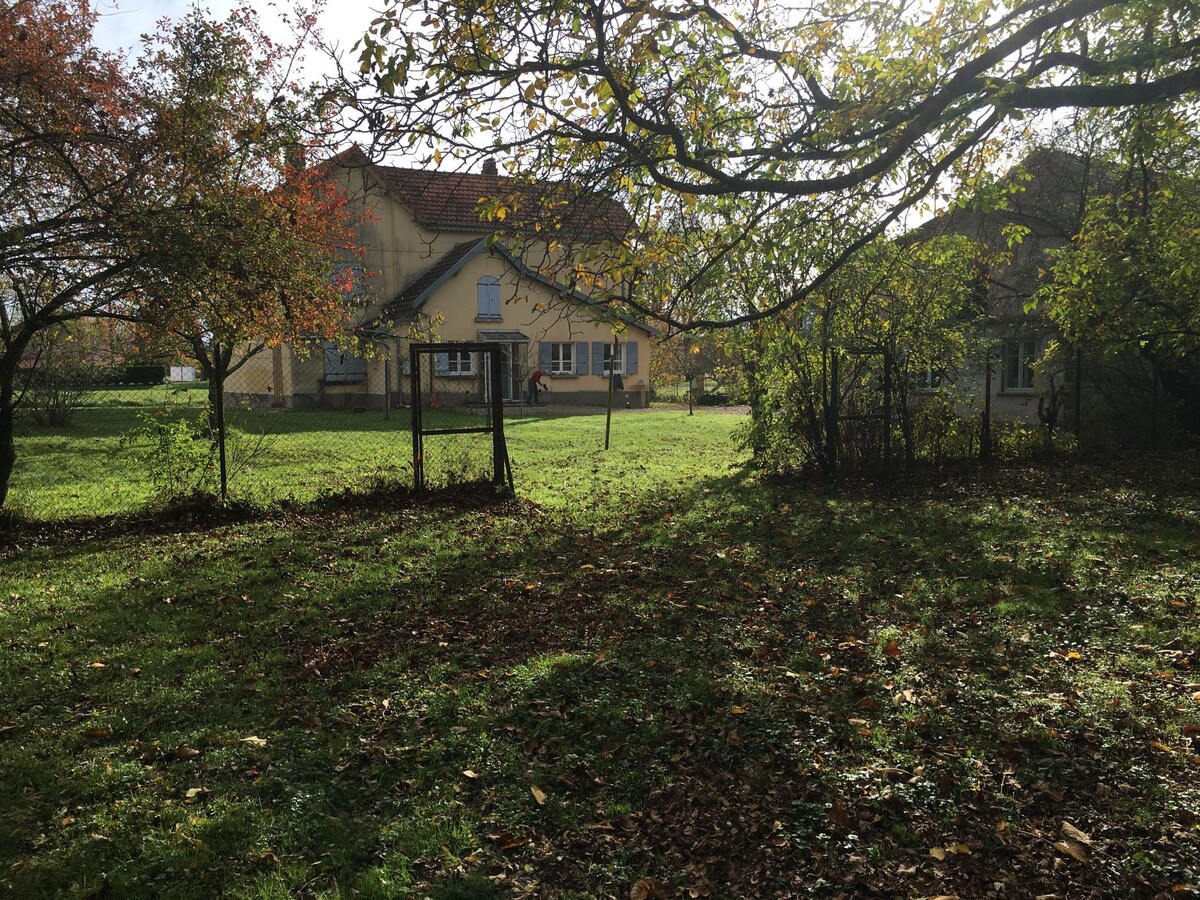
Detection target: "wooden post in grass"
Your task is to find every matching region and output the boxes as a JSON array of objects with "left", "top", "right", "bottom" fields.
[{"left": 604, "top": 336, "right": 617, "bottom": 450}]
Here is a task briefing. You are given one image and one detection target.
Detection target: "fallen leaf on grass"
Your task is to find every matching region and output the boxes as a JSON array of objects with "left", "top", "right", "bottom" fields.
[
  {"left": 172, "top": 746, "right": 201, "bottom": 761},
  {"left": 883, "top": 640, "right": 901, "bottom": 658},
  {"left": 184, "top": 787, "right": 210, "bottom": 804},
  {"left": 462, "top": 769, "right": 479, "bottom": 780},
  {"left": 82, "top": 727, "right": 112, "bottom": 739},
  {"left": 630, "top": 877, "right": 667, "bottom": 900},
  {"left": 828, "top": 801, "right": 851, "bottom": 828},
  {"left": 730, "top": 705, "right": 747, "bottom": 715},
  {"left": 489, "top": 830, "right": 526, "bottom": 849},
  {"left": 1061, "top": 821, "right": 1093, "bottom": 846},
  {"left": 530, "top": 784, "right": 546, "bottom": 805},
  {"left": 929, "top": 847, "right": 947, "bottom": 861}
]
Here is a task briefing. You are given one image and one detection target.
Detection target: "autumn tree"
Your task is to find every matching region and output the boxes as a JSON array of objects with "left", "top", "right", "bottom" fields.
[
  {"left": 654, "top": 331, "right": 728, "bottom": 413},
  {"left": 129, "top": 7, "right": 363, "bottom": 428},
  {"left": 0, "top": 0, "right": 147, "bottom": 509},
  {"left": 0, "top": 0, "right": 360, "bottom": 510},
  {"left": 344, "top": 0, "right": 1200, "bottom": 332}
]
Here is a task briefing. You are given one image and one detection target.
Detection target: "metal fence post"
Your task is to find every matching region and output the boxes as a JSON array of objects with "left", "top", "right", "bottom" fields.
[
  {"left": 604, "top": 337, "right": 616, "bottom": 451},
  {"left": 882, "top": 349, "right": 893, "bottom": 477},
  {"left": 490, "top": 349, "right": 505, "bottom": 487},
  {"left": 982, "top": 347, "right": 992, "bottom": 464},
  {"left": 410, "top": 344, "right": 423, "bottom": 489},
  {"left": 828, "top": 351, "right": 839, "bottom": 477},
  {"left": 214, "top": 341, "right": 228, "bottom": 503}
]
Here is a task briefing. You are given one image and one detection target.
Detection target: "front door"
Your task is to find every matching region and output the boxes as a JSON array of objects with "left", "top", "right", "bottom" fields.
[{"left": 498, "top": 342, "right": 528, "bottom": 401}]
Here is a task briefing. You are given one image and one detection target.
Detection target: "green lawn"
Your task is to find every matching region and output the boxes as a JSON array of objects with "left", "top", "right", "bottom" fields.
[
  {"left": 9, "top": 389, "right": 698, "bottom": 519},
  {"left": 1, "top": 414, "right": 1199, "bottom": 898}
]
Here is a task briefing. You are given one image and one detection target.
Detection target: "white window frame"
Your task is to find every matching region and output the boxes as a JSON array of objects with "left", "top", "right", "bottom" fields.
[
  {"left": 446, "top": 348, "right": 475, "bottom": 376},
  {"left": 1001, "top": 338, "right": 1037, "bottom": 393},
  {"left": 602, "top": 343, "right": 625, "bottom": 376},
  {"left": 550, "top": 342, "right": 575, "bottom": 375}
]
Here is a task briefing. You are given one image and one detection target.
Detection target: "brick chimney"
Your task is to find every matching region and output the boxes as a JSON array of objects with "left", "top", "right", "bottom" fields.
[{"left": 481, "top": 158, "right": 498, "bottom": 176}]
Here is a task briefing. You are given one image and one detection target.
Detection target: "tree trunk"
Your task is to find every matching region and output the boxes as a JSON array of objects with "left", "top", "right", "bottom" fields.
[
  {"left": 688, "top": 374, "right": 694, "bottom": 415},
  {"left": 0, "top": 351, "right": 21, "bottom": 511},
  {"left": 0, "top": 403, "right": 15, "bottom": 512}
]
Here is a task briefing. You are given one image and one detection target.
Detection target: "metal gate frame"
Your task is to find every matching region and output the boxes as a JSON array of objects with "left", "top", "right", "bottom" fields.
[
  {"left": 409, "top": 342, "right": 514, "bottom": 492},
  {"left": 831, "top": 345, "right": 893, "bottom": 476}
]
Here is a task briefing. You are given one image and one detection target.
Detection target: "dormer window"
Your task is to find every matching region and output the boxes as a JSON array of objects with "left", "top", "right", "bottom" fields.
[{"left": 477, "top": 276, "right": 500, "bottom": 320}]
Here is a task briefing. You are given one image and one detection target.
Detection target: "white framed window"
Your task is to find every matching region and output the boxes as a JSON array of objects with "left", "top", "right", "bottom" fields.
[
  {"left": 477, "top": 276, "right": 500, "bottom": 320},
  {"left": 446, "top": 349, "right": 475, "bottom": 376},
  {"left": 603, "top": 343, "right": 625, "bottom": 375},
  {"left": 550, "top": 343, "right": 575, "bottom": 375},
  {"left": 919, "top": 361, "right": 943, "bottom": 391},
  {"left": 1001, "top": 338, "right": 1037, "bottom": 392}
]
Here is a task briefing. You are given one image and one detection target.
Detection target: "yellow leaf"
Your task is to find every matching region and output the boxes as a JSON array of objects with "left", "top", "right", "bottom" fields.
[
  {"left": 240, "top": 736, "right": 267, "bottom": 748},
  {"left": 1055, "top": 838, "right": 1089, "bottom": 863},
  {"left": 929, "top": 847, "right": 946, "bottom": 860},
  {"left": 462, "top": 769, "right": 479, "bottom": 779},
  {"left": 530, "top": 784, "right": 546, "bottom": 805}
]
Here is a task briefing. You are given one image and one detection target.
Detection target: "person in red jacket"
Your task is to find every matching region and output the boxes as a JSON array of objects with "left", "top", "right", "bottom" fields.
[{"left": 527, "top": 368, "right": 546, "bottom": 405}]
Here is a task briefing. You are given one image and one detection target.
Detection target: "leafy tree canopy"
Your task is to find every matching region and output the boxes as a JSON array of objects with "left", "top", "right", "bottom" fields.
[{"left": 346, "top": 0, "right": 1200, "bottom": 329}]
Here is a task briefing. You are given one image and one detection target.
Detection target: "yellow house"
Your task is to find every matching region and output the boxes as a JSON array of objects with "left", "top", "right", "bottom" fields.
[{"left": 225, "top": 147, "right": 654, "bottom": 410}]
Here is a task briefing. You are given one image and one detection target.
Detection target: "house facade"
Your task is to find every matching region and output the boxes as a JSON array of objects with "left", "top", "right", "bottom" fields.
[
  {"left": 225, "top": 147, "right": 654, "bottom": 410},
  {"left": 913, "top": 148, "right": 1107, "bottom": 427}
]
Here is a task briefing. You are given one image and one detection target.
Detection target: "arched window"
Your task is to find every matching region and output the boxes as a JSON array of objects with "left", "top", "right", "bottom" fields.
[{"left": 477, "top": 276, "right": 501, "bottom": 319}]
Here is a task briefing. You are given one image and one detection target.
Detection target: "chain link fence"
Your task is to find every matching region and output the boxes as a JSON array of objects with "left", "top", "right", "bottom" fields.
[
  {"left": 6, "top": 338, "right": 519, "bottom": 520},
  {"left": 748, "top": 339, "right": 1196, "bottom": 481}
]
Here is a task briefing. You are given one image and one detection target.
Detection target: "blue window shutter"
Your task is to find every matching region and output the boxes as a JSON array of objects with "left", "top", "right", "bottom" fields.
[
  {"left": 477, "top": 277, "right": 500, "bottom": 318},
  {"left": 592, "top": 342, "right": 605, "bottom": 375},
  {"left": 626, "top": 340, "right": 638, "bottom": 375},
  {"left": 576, "top": 342, "right": 588, "bottom": 376},
  {"left": 538, "top": 341, "right": 552, "bottom": 370},
  {"left": 433, "top": 352, "right": 449, "bottom": 376}
]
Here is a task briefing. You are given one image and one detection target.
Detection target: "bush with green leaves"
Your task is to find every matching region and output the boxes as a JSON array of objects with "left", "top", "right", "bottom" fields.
[{"left": 126, "top": 405, "right": 218, "bottom": 503}]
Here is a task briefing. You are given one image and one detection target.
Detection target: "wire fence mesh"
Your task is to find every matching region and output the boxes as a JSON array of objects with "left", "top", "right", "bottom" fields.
[
  {"left": 7, "top": 333, "right": 1194, "bottom": 520},
  {"left": 8, "top": 354, "right": 416, "bottom": 520},
  {"left": 7, "top": 341, "right": 532, "bottom": 520}
]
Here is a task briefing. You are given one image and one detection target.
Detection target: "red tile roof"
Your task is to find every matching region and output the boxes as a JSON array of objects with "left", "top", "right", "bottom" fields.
[{"left": 375, "top": 165, "right": 632, "bottom": 240}]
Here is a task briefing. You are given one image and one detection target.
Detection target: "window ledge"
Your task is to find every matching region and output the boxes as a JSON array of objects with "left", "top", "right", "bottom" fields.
[
  {"left": 998, "top": 389, "right": 1036, "bottom": 397},
  {"left": 475, "top": 315, "right": 502, "bottom": 323}
]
